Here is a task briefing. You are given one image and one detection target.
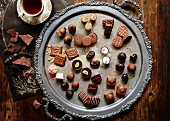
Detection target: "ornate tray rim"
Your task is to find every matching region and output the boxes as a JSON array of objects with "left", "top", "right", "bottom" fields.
[{"left": 34, "top": 0, "right": 153, "bottom": 120}]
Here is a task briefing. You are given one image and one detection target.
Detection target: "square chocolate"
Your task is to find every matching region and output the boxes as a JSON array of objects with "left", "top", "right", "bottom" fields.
[
  {"left": 106, "top": 76, "right": 116, "bottom": 88},
  {"left": 91, "top": 74, "right": 102, "bottom": 84},
  {"left": 104, "top": 91, "right": 115, "bottom": 104},
  {"left": 54, "top": 54, "right": 66, "bottom": 67},
  {"left": 65, "top": 47, "right": 79, "bottom": 60},
  {"left": 116, "top": 85, "right": 127, "bottom": 97},
  {"left": 88, "top": 84, "right": 98, "bottom": 93},
  {"left": 50, "top": 45, "right": 62, "bottom": 56}
]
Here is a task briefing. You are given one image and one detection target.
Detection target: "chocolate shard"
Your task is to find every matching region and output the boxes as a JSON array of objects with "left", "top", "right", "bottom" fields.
[
  {"left": 19, "top": 46, "right": 32, "bottom": 57},
  {"left": 11, "top": 65, "right": 23, "bottom": 75},
  {"left": 4, "top": 53, "right": 18, "bottom": 64},
  {"left": 7, "top": 29, "right": 17, "bottom": 38},
  {"left": 23, "top": 69, "right": 32, "bottom": 80},
  {"left": 12, "top": 56, "right": 31, "bottom": 67},
  {"left": 19, "top": 34, "right": 34, "bottom": 45},
  {"left": 10, "top": 32, "right": 19, "bottom": 43},
  {"left": 3, "top": 43, "right": 20, "bottom": 54}
]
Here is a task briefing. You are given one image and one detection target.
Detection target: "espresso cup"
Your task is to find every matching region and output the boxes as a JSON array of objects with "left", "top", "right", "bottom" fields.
[{"left": 20, "top": 0, "right": 44, "bottom": 17}]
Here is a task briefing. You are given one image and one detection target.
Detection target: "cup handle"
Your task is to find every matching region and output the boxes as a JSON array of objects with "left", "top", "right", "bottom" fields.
[{"left": 18, "top": 12, "right": 24, "bottom": 18}]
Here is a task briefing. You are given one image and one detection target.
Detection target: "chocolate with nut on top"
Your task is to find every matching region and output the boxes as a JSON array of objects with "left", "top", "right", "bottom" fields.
[
  {"left": 72, "top": 60, "right": 82, "bottom": 72},
  {"left": 82, "top": 68, "right": 92, "bottom": 80}
]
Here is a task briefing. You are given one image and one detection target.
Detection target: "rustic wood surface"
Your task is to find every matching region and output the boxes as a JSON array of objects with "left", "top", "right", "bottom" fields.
[{"left": 0, "top": 0, "right": 169, "bottom": 121}]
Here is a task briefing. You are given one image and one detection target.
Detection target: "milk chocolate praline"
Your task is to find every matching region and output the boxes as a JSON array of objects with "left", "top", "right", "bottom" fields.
[{"left": 72, "top": 60, "right": 82, "bottom": 72}]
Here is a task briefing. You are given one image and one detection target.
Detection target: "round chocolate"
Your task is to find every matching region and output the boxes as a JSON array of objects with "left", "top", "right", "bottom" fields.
[
  {"left": 122, "top": 73, "right": 128, "bottom": 83},
  {"left": 127, "top": 64, "right": 136, "bottom": 72},
  {"left": 72, "top": 81, "right": 79, "bottom": 91},
  {"left": 64, "top": 36, "right": 72, "bottom": 45},
  {"left": 90, "top": 60, "right": 100, "bottom": 68},
  {"left": 82, "top": 36, "right": 92, "bottom": 47},
  {"left": 61, "top": 82, "right": 69, "bottom": 90},
  {"left": 74, "top": 34, "right": 84, "bottom": 46},
  {"left": 66, "top": 90, "right": 74, "bottom": 99},
  {"left": 67, "top": 72, "right": 75, "bottom": 81},
  {"left": 130, "top": 54, "right": 137, "bottom": 62},
  {"left": 72, "top": 60, "right": 82, "bottom": 72},
  {"left": 117, "top": 52, "right": 126, "bottom": 63},
  {"left": 86, "top": 51, "right": 95, "bottom": 60},
  {"left": 68, "top": 24, "right": 76, "bottom": 34},
  {"left": 82, "top": 68, "right": 92, "bottom": 80},
  {"left": 59, "top": 28, "right": 66, "bottom": 36},
  {"left": 88, "top": 33, "right": 98, "bottom": 44},
  {"left": 115, "top": 63, "right": 125, "bottom": 72}
]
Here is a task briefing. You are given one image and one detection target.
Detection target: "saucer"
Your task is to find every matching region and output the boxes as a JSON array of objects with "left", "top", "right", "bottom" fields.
[{"left": 17, "top": 0, "right": 52, "bottom": 25}]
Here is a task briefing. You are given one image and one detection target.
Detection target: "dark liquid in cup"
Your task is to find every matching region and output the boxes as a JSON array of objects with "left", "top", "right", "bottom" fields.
[{"left": 22, "top": 0, "right": 42, "bottom": 15}]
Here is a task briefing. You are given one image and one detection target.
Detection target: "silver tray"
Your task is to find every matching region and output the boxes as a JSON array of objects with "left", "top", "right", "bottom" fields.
[{"left": 34, "top": 0, "right": 153, "bottom": 120}]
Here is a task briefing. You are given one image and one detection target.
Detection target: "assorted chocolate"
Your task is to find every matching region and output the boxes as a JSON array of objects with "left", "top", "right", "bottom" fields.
[
  {"left": 19, "top": 34, "right": 34, "bottom": 45},
  {"left": 44, "top": 13, "right": 139, "bottom": 108}
]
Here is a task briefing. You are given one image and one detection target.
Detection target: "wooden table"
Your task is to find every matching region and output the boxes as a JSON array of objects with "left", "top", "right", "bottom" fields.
[{"left": 0, "top": 0, "right": 169, "bottom": 121}]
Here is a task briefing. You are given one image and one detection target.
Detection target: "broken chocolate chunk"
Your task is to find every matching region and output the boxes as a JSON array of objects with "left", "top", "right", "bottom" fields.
[
  {"left": 10, "top": 32, "right": 19, "bottom": 43},
  {"left": 19, "top": 46, "right": 32, "bottom": 57},
  {"left": 23, "top": 69, "right": 32, "bottom": 80},
  {"left": 19, "top": 34, "right": 34, "bottom": 45},
  {"left": 7, "top": 29, "right": 17, "bottom": 38},
  {"left": 54, "top": 54, "right": 66, "bottom": 67},
  {"left": 3, "top": 43, "right": 20, "bottom": 54},
  {"left": 12, "top": 56, "right": 31, "bottom": 67},
  {"left": 65, "top": 47, "right": 79, "bottom": 60},
  {"left": 50, "top": 45, "right": 62, "bottom": 56}
]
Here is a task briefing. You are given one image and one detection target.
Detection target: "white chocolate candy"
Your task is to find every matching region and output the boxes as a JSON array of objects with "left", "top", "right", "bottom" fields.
[
  {"left": 101, "top": 46, "right": 109, "bottom": 55},
  {"left": 56, "top": 73, "right": 64, "bottom": 81},
  {"left": 103, "top": 56, "right": 111, "bottom": 65}
]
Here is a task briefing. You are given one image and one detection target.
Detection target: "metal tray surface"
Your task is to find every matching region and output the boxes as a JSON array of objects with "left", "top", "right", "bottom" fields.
[{"left": 34, "top": 1, "right": 153, "bottom": 120}]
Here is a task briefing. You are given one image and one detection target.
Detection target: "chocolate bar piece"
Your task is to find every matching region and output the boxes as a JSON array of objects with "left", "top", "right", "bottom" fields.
[
  {"left": 104, "top": 91, "right": 115, "bottom": 104},
  {"left": 3, "top": 43, "right": 20, "bottom": 54},
  {"left": 50, "top": 45, "right": 62, "bottom": 56},
  {"left": 19, "top": 34, "right": 34, "bottom": 45},
  {"left": 12, "top": 56, "right": 31, "bottom": 67},
  {"left": 54, "top": 54, "right": 66, "bottom": 67},
  {"left": 19, "top": 46, "right": 32, "bottom": 57},
  {"left": 10, "top": 32, "right": 19, "bottom": 43},
  {"left": 91, "top": 74, "right": 102, "bottom": 84},
  {"left": 7, "top": 29, "right": 17, "bottom": 38},
  {"left": 116, "top": 85, "right": 127, "bottom": 97},
  {"left": 65, "top": 47, "right": 79, "bottom": 60}
]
